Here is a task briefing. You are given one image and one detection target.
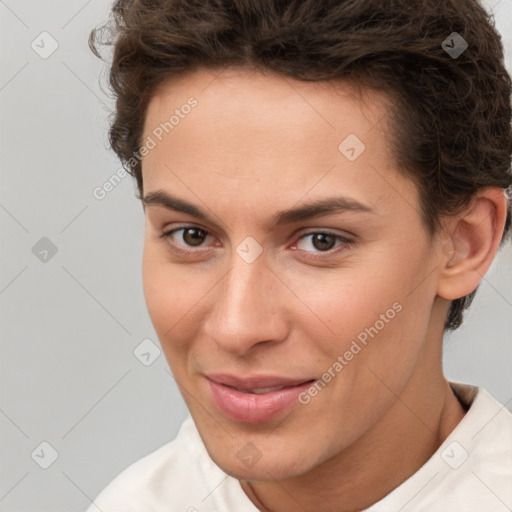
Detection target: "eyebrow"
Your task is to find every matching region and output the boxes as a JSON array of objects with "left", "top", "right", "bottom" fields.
[{"left": 142, "top": 189, "right": 376, "bottom": 227}]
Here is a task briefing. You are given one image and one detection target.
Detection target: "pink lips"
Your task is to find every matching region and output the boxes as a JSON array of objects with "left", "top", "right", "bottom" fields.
[{"left": 205, "top": 374, "right": 315, "bottom": 423}]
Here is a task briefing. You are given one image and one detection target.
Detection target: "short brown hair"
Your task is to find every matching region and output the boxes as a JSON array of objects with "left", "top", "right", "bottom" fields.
[{"left": 89, "top": 0, "right": 512, "bottom": 331}]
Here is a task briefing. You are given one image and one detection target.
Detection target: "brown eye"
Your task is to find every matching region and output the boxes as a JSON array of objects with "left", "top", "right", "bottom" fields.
[
  {"left": 293, "top": 231, "right": 354, "bottom": 258},
  {"left": 297, "top": 232, "right": 343, "bottom": 252},
  {"left": 182, "top": 227, "right": 207, "bottom": 246},
  {"left": 161, "top": 226, "right": 212, "bottom": 250},
  {"left": 311, "top": 233, "right": 337, "bottom": 251}
]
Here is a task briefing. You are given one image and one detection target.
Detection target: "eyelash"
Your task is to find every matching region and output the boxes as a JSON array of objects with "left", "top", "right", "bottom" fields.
[{"left": 158, "top": 225, "right": 354, "bottom": 259}]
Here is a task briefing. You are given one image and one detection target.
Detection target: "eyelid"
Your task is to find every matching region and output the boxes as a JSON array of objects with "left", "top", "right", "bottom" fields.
[
  {"left": 159, "top": 224, "right": 215, "bottom": 254},
  {"left": 159, "top": 224, "right": 354, "bottom": 257},
  {"left": 290, "top": 229, "right": 354, "bottom": 258}
]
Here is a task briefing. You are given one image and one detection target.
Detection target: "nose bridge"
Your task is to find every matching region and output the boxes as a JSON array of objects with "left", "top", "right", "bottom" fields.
[{"left": 205, "top": 250, "right": 286, "bottom": 353}]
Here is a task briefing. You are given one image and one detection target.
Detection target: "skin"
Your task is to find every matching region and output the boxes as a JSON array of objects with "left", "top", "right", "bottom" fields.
[{"left": 140, "top": 68, "right": 508, "bottom": 511}]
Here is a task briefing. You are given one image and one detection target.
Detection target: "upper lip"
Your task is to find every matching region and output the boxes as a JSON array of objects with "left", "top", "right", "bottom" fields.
[{"left": 205, "top": 373, "right": 314, "bottom": 390}]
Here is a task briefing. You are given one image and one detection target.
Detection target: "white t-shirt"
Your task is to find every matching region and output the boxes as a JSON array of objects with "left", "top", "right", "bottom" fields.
[{"left": 85, "top": 382, "right": 512, "bottom": 512}]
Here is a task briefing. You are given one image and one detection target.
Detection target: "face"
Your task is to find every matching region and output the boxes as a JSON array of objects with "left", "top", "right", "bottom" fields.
[{"left": 141, "top": 68, "right": 444, "bottom": 480}]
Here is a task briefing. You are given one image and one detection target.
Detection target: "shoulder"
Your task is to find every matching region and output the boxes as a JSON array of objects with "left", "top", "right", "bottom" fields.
[
  {"left": 421, "top": 383, "right": 512, "bottom": 510},
  {"left": 366, "top": 383, "right": 512, "bottom": 511},
  {"left": 450, "top": 381, "right": 512, "bottom": 454},
  {"left": 428, "top": 383, "right": 512, "bottom": 509},
  {"left": 85, "top": 416, "right": 217, "bottom": 512}
]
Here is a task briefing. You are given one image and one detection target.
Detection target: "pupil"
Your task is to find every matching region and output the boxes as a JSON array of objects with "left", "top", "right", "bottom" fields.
[
  {"left": 313, "top": 233, "right": 335, "bottom": 251},
  {"left": 184, "top": 228, "right": 205, "bottom": 246}
]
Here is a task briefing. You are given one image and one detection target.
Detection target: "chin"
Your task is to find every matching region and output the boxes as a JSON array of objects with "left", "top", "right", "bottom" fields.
[{"left": 208, "top": 444, "right": 316, "bottom": 481}]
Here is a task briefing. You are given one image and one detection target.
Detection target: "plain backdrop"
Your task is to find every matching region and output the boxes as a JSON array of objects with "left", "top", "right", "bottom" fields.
[{"left": 0, "top": 1, "right": 511, "bottom": 511}]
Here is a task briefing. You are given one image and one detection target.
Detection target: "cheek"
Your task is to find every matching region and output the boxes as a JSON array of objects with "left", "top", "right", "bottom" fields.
[
  {"left": 298, "top": 265, "right": 401, "bottom": 345},
  {"left": 141, "top": 241, "right": 217, "bottom": 365},
  {"left": 142, "top": 258, "right": 198, "bottom": 380},
  {"left": 339, "top": 258, "right": 435, "bottom": 386},
  {"left": 142, "top": 242, "right": 189, "bottom": 339},
  {"left": 305, "top": 245, "right": 433, "bottom": 371}
]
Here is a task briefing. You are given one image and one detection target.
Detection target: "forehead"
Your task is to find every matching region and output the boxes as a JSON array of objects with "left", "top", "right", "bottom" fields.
[
  {"left": 144, "top": 67, "right": 390, "bottom": 142},
  {"left": 141, "top": 68, "right": 420, "bottom": 230}
]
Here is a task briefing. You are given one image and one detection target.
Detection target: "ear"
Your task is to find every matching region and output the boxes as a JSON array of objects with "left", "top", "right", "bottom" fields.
[{"left": 436, "top": 187, "right": 509, "bottom": 301}]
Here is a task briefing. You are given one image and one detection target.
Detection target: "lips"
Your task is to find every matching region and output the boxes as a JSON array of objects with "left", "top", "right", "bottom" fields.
[
  {"left": 205, "top": 373, "right": 315, "bottom": 423},
  {"left": 207, "top": 373, "right": 313, "bottom": 391}
]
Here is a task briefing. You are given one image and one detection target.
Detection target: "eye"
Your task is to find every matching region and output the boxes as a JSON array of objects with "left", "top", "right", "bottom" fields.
[
  {"left": 159, "top": 225, "right": 354, "bottom": 258},
  {"left": 160, "top": 226, "right": 213, "bottom": 251},
  {"left": 293, "top": 231, "right": 353, "bottom": 256}
]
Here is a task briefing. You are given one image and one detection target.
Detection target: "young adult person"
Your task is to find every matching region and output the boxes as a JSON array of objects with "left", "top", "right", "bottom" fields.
[{"left": 86, "top": 1, "right": 512, "bottom": 510}]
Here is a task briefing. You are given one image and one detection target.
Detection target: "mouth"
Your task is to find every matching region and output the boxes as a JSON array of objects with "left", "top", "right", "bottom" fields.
[
  {"left": 228, "top": 384, "right": 296, "bottom": 394},
  {"left": 205, "top": 374, "right": 316, "bottom": 423}
]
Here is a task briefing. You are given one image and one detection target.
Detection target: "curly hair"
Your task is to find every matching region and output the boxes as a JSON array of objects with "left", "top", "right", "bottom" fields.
[{"left": 89, "top": 0, "right": 512, "bottom": 331}]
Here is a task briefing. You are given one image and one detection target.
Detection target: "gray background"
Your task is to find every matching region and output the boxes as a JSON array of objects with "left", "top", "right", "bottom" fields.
[{"left": 0, "top": 1, "right": 511, "bottom": 511}]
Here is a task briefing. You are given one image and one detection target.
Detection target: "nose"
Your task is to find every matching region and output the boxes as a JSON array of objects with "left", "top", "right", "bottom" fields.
[{"left": 203, "top": 251, "right": 289, "bottom": 355}]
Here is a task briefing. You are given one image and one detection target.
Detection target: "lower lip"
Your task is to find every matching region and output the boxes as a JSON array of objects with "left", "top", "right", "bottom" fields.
[{"left": 206, "top": 378, "right": 315, "bottom": 423}]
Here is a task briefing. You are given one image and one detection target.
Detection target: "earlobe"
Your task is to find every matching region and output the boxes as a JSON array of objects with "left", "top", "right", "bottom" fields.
[{"left": 436, "top": 187, "right": 508, "bottom": 301}]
